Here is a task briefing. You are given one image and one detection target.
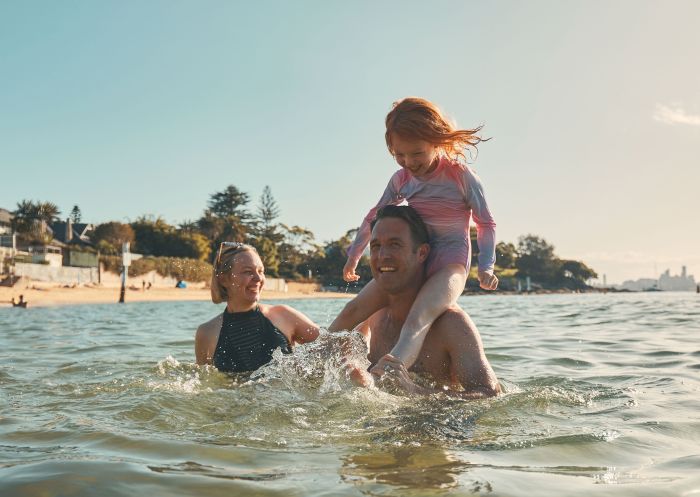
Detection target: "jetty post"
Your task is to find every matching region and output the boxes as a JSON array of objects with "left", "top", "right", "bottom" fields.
[{"left": 119, "top": 242, "right": 131, "bottom": 303}]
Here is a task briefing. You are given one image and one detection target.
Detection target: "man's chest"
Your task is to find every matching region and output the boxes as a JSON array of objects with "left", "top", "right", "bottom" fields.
[{"left": 367, "top": 315, "right": 451, "bottom": 379}]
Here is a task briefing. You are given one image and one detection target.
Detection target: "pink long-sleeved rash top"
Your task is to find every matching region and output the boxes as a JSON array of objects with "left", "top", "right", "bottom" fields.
[{"left": 346, "top": 156, "right": 496, "bottom": 278}]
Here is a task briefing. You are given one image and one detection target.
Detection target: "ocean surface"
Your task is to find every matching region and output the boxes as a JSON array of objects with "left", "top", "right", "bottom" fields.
[{"left": 1, "top": 292, "right": 699, "bottom": 496}]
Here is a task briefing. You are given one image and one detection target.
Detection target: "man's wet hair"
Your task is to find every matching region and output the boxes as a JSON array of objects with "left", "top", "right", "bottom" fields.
[{"left": 370, "top": 205, "right": 430, "bottom": 247}]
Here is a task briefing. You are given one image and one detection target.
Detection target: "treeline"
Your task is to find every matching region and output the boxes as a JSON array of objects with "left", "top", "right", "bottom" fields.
[
  {"left": 10, "top": 187, "right": 596, "bottom": 289},
  {"left": 488, "top": 234, "right": 597, "bottom": 290}
]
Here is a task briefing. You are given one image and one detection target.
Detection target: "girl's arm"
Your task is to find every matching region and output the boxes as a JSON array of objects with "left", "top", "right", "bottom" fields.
[
  {"left": 464, "top": 168, "right": 498, "bottom": 289},
  {"left": 344, "top": 172, "right": 405, "bottom": 281}
]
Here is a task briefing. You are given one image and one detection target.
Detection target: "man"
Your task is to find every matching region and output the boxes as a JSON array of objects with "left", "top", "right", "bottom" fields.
[{"left": 346, "top": 205, "right": 500, "bottom": 398}]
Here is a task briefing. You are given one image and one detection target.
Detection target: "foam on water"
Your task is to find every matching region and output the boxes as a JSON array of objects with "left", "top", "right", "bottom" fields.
[{"left": 1, "top": 292, "right": 699, "bottom": 496}]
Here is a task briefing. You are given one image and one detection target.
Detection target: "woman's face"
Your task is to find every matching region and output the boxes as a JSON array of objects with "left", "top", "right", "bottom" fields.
[{"left": 223, "top": 250, "right": 265, "bottom": 303}]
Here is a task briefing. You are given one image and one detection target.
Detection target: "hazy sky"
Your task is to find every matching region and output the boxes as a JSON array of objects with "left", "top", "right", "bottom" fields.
[{"left": 2, "top": 1, "right": 698, "bottom": 284}]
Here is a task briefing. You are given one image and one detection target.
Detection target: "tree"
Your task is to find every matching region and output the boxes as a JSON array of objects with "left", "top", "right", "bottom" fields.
[
  {"left": 558, "top": 260, "right": 598, "bottom": 288},
  {"left": 93, "top": 222, "right": 135, "bottom": 255},
  {"left": 11, "top": 200, "right": 61, "bottom": 244},
  {"left": 207, "top": 185, "right": 251, "bottom": 220},
  {"left": 515, "top": 234, "right": 559, "bottom": 284},
  {"left": 198, "top": 185, "right": 255, "bottom": 258},
  {"left": 495, "top": 242, "right": 518, "bottom": 269},
  {"left": 69, "top": 205, "right": 82, "bottom": 223},
  {"left": 130, "top": 216, "right": 210, "bottom": 260},
  {"left": 256, "top": 185, "right": 281, "bottom": 236},
  {"left": 308, "top": 229, "right": 372, "bottom": 286},
  {"left": 11, "top": 200, "right": 40, "bottom": 234},
  {"left": 252, "top": 236, "right": 280, "bottom": 276},
  {"left": 35, "top": 201, "right": 61, "bottom": 225},
  {"left": 277, "top": 224, "right": 322, "bottom": 280}
]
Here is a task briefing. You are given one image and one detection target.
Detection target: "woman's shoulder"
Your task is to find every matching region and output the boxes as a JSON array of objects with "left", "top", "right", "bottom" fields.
[
  {"left": 259, "top": 303, "right": 297, "bottom": 320},
  {"left": 196, "top": 312, "right": 224, "bottom": 336}
]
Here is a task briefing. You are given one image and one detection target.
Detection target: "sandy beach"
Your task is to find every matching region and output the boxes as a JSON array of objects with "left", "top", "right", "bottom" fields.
[{"left": 0, "top": 280, "right": 352, "bottom": 308}]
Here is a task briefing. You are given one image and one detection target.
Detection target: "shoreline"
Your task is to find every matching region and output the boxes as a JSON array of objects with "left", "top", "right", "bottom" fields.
[
  {"left": 0, "top": 282, "right": 353, "bottom": 308},
  {"left": 1, "top": 281, "right": 665, "bottom": 309}
]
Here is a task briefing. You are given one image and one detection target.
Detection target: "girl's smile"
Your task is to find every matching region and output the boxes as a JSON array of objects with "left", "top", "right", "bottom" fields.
[{"left": 390, "top": 134, "right": 440, "bottom": 178}]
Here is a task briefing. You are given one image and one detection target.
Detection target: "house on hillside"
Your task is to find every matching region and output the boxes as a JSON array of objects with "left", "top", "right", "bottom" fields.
[
  {"left": 0, "top": 208, "right": 13, "bottom": 235},
  {"left": 47, "top": 219, "right": 99, "bottom": 267}
]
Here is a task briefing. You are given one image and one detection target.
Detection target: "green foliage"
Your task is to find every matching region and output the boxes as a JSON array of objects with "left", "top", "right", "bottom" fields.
[
  {"left": 251, "top": 236, "right": 280, "bottom": 277},
  {"left": 558, "top": 259, "right": 598, "bottom": 288},
  {"left": 207, "top": 185, "right": 251, "bottom": 220},
  {"left": 256, "top": 185, "right": 281, "bottom": 236},
  {"left": 307, "top": 229, "right": 372, "bottom": 287},
  {"left": 69, "top": 205, "right": 82, "bottom": 223},
  {"left": 11, "top": 200, "right": 61, "bottom": 243},
  {"left": 130, "top": 216, "right": 211, "bottom": 261},
  {"left": 496, "top": 242, "right": 518, "bottom": 269},
  {"left": 101, "top": 255, "right": 212, "bottom": 282},
  {"left": 93, "top": 222, "right": 135, "bottom": 255},
  {"left": 515, "top": 234, "right": 559, "bottom": 283},
  {"left": 277, "top": 224, "right": 322, "bottom": 280}
]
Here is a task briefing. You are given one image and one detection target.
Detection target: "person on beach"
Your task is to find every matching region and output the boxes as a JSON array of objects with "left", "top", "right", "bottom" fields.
[
  {"left": 195, "top": 242, "right": 320, "bottom": 373},
  {"left": 345, "top": 205, "right": 500, "bottom": 398},
  {"left": 12, "top": 295, "right": 28, "bottom": 308},
  {"left": 329, "top": 97, "right": 499, "bottom": 376}
]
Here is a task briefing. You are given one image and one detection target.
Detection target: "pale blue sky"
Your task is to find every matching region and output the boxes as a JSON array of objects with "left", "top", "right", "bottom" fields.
[{"left": 2, "top": 1, "right": 698, "bottom": 284}]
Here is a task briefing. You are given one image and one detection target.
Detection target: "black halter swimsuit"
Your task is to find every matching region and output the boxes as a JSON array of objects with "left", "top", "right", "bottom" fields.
[{"left": 212, "top": 306, "right": 292, "bottom": 373}]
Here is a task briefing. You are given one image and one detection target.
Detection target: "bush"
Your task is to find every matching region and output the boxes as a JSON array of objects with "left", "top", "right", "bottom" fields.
[{"left": 101, "top": 255, "right": 212, "bottom": 282}]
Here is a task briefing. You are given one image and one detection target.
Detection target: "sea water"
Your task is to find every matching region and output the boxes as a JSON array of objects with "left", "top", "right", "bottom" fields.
[{"left": 1, "top": 292, "right": 699, "bottom": 496}]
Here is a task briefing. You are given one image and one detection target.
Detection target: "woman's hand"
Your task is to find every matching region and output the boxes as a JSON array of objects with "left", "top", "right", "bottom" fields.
[
  {"left": 478, "top": 270, "right": 499, "bottom": 290},
  {"left": 343, "top": 260, "right": 360, "bottom": 282}
]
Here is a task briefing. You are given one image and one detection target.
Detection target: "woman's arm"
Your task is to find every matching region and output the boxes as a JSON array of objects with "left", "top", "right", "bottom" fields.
[
  {"left": 194, "top": 315, "right": 222, "bottom": 365},
  {"left": 266, "top": 305, "right": 320, "bottom": 345}
]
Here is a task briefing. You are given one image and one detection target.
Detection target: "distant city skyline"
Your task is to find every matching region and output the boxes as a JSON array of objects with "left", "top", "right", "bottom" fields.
[
  {"left": 2, "top": 1, "right": 698, "bottom": 284},
  {"left": 617, "top": 265, "right": 697, "bottom": 292}
]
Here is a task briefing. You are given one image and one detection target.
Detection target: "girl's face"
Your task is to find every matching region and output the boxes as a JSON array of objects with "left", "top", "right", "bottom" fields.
[
  {"left": 223, "top": 250, "right": 265, "bottom": 303},
  {"left": 390, "top": 134, "right": 440, "bottom": 177}
]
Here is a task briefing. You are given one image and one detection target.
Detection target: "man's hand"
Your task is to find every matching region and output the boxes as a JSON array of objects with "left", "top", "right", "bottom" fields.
[
  {"left": 343, "top": 260, "right": 360, "bottom": 282},
  {"left": 478, "top": 270, "right": 499, "bottom": 290},
  {"left": 373, "top": 357, "right": 426, "bottom": 395},
  {"left": 369, "top": 353, "right": 404, "bottom": 378}
]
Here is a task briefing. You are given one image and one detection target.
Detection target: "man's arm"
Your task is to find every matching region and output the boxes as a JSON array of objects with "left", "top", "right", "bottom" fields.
[
  {"left": 385, "top": 310, "right": 500, "bottom": 399},
  {"left": 440, "top": 310, "right": 501, "bottom": 398}
]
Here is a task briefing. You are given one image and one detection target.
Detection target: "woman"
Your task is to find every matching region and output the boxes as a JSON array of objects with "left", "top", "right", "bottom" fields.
[{"left": 195, "top": 242, "right": 320, "bottom": 372}]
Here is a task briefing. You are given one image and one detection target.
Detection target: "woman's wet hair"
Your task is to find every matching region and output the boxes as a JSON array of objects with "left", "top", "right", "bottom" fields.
[
  {"left": 371, "top": 205, "right": 430, "bottom": 248},
  {"left": 210, "top": 243, "right": 258, "bottom": 304},
  {"left": 385, "top": 97, "right": 487, "bottom": 162}
]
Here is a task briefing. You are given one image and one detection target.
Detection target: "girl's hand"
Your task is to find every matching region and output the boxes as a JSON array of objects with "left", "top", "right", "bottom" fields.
[
  {"left": 478, "top": 270, "right": 499, "bottom": 290},
  {"left": 343, "top": 260, "right": 360, "bottom": 282}
]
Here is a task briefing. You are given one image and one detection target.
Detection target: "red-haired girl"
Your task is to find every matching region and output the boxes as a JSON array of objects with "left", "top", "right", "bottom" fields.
[{"left": 329, "top": 97, "right": 498, "bottom": 377}]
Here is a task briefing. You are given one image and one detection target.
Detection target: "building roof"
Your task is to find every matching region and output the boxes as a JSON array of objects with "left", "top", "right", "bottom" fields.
[
  {"left": 0, "top": 208, "right": 13, "bottom": 225},
  {"left": 50, "top": 221, "right": 95, "bottom": 247}
]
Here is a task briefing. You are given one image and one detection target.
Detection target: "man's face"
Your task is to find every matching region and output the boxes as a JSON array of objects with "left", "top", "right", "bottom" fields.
[{"left": 369, "top": 217, "right": 429, "bottom": 294}]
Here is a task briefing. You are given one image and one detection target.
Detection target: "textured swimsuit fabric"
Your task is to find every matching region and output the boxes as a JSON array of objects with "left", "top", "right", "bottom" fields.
[{"left": 212, "top": 307, "right": 291, "bottom": 373}]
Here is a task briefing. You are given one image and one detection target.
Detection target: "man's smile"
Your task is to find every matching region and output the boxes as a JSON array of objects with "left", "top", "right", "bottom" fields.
[{"left": 379, "top": 266, "right": 397, "bottom": 273}]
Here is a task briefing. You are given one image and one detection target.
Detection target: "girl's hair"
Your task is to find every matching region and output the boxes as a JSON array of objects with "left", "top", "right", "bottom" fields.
[
  {"left": 385, "top": 97, "right": 487, "bottom": 162},
  {"left": 210, "top": 243, "right": 258, "bottom": 304}
]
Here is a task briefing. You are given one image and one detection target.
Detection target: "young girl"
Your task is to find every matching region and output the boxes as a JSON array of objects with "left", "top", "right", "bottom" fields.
[{"left": 328, "top": 97, "right": 498, "bottom": 375}]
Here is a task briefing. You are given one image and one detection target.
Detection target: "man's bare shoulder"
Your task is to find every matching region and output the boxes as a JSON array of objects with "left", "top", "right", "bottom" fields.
[{"left": 428, "top": 306, "right": 481, "bottom": 345}]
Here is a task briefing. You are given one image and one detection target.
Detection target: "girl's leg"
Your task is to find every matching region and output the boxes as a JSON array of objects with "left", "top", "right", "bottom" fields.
[
  {"left": 328, "top": 279, "right": 389, "bottom": 332},
  {"left": 382, "top": 264, "right": 467, "bottom": 370}
]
